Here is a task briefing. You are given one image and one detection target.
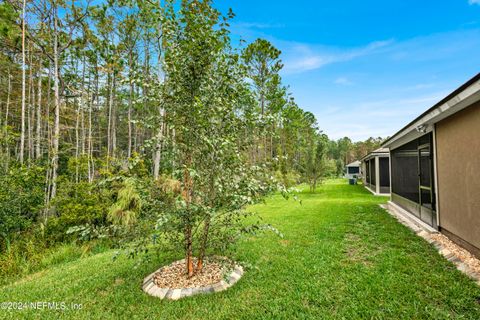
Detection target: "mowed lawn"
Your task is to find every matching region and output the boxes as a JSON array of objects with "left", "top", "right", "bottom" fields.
[{"left": 1, "top": 180, "right": 480, "bottom": 319}]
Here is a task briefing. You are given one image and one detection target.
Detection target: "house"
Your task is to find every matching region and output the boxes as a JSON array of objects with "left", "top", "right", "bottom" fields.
[
  {"left": 361, "top": 148, "right": 390, "bottom": 196},
  {"left": 383, "top": 73, "right": 480, "bottom": 257},
  {"left": 345, "top": 160, "right": 361, "bottom": 179}
]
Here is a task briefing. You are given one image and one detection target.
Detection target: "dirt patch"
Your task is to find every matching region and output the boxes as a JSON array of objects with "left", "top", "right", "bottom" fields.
[
  {"left": 153, "top": 257, "right": 232, "bottom": 289},
  {"left": 430, "top": 233, "right": 480, "bottom": 276},
  {"left": 343, "top": 233, "right": 379, "bottom": 267}
]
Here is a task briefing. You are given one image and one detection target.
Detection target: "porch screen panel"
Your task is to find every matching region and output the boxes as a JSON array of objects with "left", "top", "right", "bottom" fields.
[
  {"left": 365, "top": 161, "right": 370, "bottom": 183},
  {"left": 379, "top": 157, "right": 390, "bottom": 187},
  {"left": 391, "top": 140, "right": 419, "bottom": 203},
  {"left": 419, "top": 135, "right": 435, "bottom": 211},
  {"left": 370, "top": 159, "right": 376, "bottom": 186}
]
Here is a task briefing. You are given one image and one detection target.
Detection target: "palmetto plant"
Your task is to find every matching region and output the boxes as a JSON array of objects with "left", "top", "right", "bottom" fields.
[{"left": 108, "top": 178, "right": 142, "bottom": 227}]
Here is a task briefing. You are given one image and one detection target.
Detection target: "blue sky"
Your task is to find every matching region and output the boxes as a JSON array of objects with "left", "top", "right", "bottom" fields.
[{"left": 217, "top": 0, "right": 480, "bottom": 141}]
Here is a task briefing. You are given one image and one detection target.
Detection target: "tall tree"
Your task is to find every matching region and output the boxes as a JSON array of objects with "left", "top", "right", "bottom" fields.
[{"left": 19, "top": 0, "right": 26, "bottom": 164}]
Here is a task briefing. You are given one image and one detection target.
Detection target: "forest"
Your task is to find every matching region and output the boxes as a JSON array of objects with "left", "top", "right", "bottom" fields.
[{"left": 0, "top": 0, "right": 383, "bottom": 279}]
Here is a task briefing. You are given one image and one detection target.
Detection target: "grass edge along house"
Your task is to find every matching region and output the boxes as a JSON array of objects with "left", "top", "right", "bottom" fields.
[{"left": 383, "top": 72, "right": 480, "bottom": 258}]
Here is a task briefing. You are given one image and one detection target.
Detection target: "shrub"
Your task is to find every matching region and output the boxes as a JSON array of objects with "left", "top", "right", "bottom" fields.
[
  {"left": 0, "top": 165, "right": 45, "bottom": 250},
  {"left": 46, "top": 180, "right": 112, "bottom": 243},
  {"left": 275, "top": 170, "right": 300, "bottom": 188},
  {"left": 108, "top": 178, "right": 142, "bottom": 226}
]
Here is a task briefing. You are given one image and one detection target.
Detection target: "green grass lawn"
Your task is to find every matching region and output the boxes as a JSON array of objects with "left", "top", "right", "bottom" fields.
[{"left": 1, "top": 180, "right": 480, "bottom": 319}]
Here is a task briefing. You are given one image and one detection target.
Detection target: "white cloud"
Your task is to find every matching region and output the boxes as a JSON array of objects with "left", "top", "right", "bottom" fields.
[
  {"left": 408, "top": 83, "right": 435, "bottom": 90},
  {"left": 234, "top": 22, "right": 284, "bottom": 29},
  {"left": 469, "top": 0, "right": 480, "bottom": 5},
  {"left": 281, "top": 39, "right": 393, "bottom": 74},
  {"left": 311, "top": 91, "right": 449, "bottom": 141},
  {"left": 334, "top": 77, "right": 353, "bottom": 85}
]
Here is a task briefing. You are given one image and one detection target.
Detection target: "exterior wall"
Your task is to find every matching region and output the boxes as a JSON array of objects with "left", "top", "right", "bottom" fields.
[{"left": 436, "top": 103, "right": 480, "bottom": 256}]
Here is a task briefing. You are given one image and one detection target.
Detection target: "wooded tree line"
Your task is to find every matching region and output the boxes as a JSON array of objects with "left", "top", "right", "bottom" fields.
[{"left": 0, "top": 0, "right": 383, "bottom": 275}]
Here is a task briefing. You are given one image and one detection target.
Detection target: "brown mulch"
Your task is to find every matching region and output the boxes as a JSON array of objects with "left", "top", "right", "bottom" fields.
[
  {"left": 430, "top": 233, "right": 480, "bottom": 275},
  {"left": 153, "top": 257, "right": 231, "bottom": 289}
]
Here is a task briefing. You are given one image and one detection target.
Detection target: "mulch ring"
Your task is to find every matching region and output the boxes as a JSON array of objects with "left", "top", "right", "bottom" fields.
[
  {"left": 142, "top": 256, "right": 244, "bottom": 300},
  {"left": 153, "top": 257, "right": 231, "bottom": 289}
]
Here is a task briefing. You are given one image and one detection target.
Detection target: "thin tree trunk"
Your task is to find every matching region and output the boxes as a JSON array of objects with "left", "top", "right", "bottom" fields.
[
  {"left": 134, "top": 84, "right": 140, "bottom": 154},
  {"left": 197, "top": 155, "right": 216, "bottom": 271},
  {"left": 81, "top": 56, "right": 86, "bottom": 156},
  {"left": 111, "top": 74, "right": 117, "bottom": 155},
  {"left": 4, "top": 70, "right": 11, "bottom": 170},
  {"left": 171, "top": 128, "right": 176, "bottom": 177},
  {"left": 87, "top": 71, "right": 95, "bottom": 182},
  {"left": 75, "top": 98, "right": 80, "bottom": 183},
  {"left": 81, "top": 105, "right": 85, "bottom": 155},
  {"left": 153, "top": 108, "right": 163, "bottom": 180},
  {"left": 128, "top": 81, "right": 133, "bottom": 158},
  {"left": 127, "top": 49, "right": 134, "bottom": 158},
  {"left": 19, "top": 0, "right": 27, "bottom": 164},
  {"left": 153, "top": 14, "right": 164, "bottom": 179},
  {"left": 50, "top": 5, "right": 60, "bottom": 201},
  {"left": 5, "top": 70, "right": 10, "bottom": 126},
  {"left": 197, "top": 217, "right": 210, "bottom": 271},
  {"left": 183, "top": 158, "right": 194, "bottom": 278},
  {"left": 27, "top": 53, "right": 34, "bottom": 161},
  {"left": 46, "top": 63, "right": 51, "bottom": 159},
  {"left": 185, "top": 223, "right": 194, "bottom": 277},
  {"left": 106, "top": 72, "right": 113, "bottom": 161},
  {"left": 36, "top": 57, "right": 42, "bottom": 159}
]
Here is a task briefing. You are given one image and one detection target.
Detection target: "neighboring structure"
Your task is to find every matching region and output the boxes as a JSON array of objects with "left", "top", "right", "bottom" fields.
[
  {"left": 345, "top": 160, "right": 361, "bottom": 179},
  {"left": 383, "top": 73, "right": 480, "bottom": 257},
  {"left": 361, "top": 148, "right": 390, "bottom": 195}
]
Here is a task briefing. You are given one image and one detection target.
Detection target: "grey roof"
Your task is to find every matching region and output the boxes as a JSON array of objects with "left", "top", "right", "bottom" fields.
[
  {"left": 373, "top": 147, "right": 389, "bottom": 153},
  {"left": 346, "top": 160, "right": 361, "bottom": 167},
  {"left": 360, "top": 147, "right": 390, "bottom": 162}
]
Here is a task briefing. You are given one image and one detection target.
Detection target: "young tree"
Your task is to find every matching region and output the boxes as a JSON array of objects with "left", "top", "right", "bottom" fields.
[
  {"left": 305, "top": 132, "right": 329, "bottom": 192},
  {"left": 160, "top": 0, "right": 274, "bottom": 277}
]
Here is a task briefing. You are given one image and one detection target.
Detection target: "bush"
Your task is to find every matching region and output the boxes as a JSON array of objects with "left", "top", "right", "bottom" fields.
[
  {"left": 0, "top": 237, "right": 109, "bottom": 285},
  {"left": 108, "top": 178, "right": 142, "bottom": 226},
  {"left": 46, "top": 180, "right": 113, "bottom": 243},
  {"left": 275, "top": 170, "right": 301, "bottom": 188},
  {"left": 0, "top": 165, "right": 45, "bottom": 249}
]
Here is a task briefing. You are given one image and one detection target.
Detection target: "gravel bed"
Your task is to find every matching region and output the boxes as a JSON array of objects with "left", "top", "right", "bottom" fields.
[
  {"left": 429, "top": 233, "right": 480, "bottom": 276},
  {"left": 142, "top": 256, "right": 243, "bottom": 300},
  {"left": 153, "top": 257, "right": 229, "bottom": 289}
]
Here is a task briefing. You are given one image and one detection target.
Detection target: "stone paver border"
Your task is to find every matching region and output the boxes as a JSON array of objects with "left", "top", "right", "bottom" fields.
[
  {"left": 142, "top": 258, "right": 244, "bottom": 300},
  {"left": 380, "top": 203, "right": 480, "bottom": 286}
]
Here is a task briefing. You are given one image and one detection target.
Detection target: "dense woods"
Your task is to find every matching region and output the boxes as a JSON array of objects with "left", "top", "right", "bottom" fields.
[{"left": 0, "top": 0, "right": 383, "bottom": 277}]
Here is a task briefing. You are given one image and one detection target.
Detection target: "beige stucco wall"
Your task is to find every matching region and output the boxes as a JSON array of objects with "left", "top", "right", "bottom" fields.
[{"left": 436, "top": 102, "right": 480, "bottom": 254}]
